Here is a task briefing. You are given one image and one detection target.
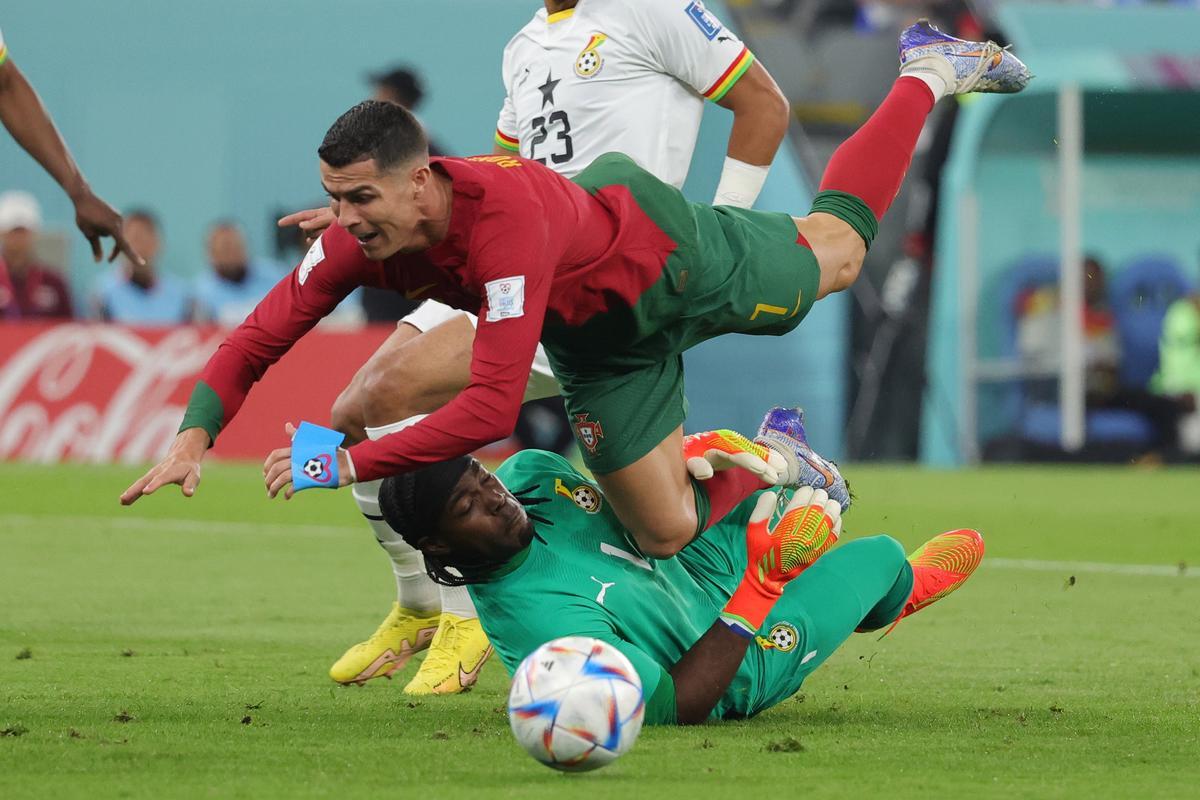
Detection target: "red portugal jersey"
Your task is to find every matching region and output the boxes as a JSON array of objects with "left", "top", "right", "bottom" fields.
[{"left": 184, "top": 155, "right": 676, "bottom": 480}]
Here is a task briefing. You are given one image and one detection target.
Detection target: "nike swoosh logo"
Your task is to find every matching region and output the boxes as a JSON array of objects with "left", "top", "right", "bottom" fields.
[
  {"left": 802, "top": 454, "right": 836, "bottom": 488},
  {"left": 458, "top": 645, "right": 494, "bottom": 688},
  {"left": 404, "top": 282, "right": 437, "bottom": 300}
]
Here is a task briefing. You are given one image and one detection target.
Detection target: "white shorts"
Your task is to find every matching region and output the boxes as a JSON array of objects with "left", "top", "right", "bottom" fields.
[{"left": 401, "top": 300, "right": 561, "bottom": 403}]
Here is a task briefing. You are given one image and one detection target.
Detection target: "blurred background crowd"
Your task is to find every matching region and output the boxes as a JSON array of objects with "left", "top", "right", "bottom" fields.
[{"left": 2, "top": 0, "right": 1198, "bottom": 465}]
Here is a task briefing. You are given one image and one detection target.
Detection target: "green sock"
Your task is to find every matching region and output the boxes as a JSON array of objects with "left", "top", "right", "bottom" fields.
[
  {"left": 690, "top": 477, "right": 711, "bottom": 536},
  {"left": 809, "top": 189, "right": 878, "bottom": 250},
  {"left": 858, "top": 561, "right": 914, "bottom": 630}
]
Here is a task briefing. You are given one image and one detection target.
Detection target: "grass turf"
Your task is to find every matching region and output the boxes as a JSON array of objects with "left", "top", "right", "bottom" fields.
[{"left": 2, "top": 461, "right": 1198, "bottom": 798}]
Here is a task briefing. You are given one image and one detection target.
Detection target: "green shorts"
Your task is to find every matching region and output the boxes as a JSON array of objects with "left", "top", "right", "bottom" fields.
[{"left": 547, "top": 154, "right": 823, "bottom": 474}]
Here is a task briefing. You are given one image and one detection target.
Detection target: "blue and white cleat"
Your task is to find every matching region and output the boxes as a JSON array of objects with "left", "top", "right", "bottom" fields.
[
  {"left": 899, "top": 19, "right": 1031, "bottom": 95},
  {"left": 754, "top": 407, "right": 851, "bottom": 512}
]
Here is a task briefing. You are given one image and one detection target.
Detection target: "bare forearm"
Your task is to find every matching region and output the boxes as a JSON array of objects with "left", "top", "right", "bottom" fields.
[
  {"left": 718, "top": 62, "right": 789, "bottom": 166},
  {"left": 669, "top": 621, "right": 752, "bottom": 725},
  {"left": 0, "top": 62, "right": 88, "bottom": 198}
]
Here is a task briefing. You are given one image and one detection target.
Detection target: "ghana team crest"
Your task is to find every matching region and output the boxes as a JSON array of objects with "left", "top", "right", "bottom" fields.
[
  {"left": 575, "top": 33, "right": 608, "bottom": 78},
  {"left": 573, "top": 412, "right": 604, "bottom": 454},
  {"left": 755, "top": 622, "right": 799, "bottom": 652},
  {"left": 554, "top": 478, "right": 602, "bottom": 514}
]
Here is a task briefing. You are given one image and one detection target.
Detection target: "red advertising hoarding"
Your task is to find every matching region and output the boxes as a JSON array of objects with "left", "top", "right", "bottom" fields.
[{"left": 0, "top": 322, "right": 394, "bottom": 463}]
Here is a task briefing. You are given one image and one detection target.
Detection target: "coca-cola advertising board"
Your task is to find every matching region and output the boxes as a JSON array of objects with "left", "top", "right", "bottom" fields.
[{"left": 0, "top": 322, "right": 393, "bottom": 463}]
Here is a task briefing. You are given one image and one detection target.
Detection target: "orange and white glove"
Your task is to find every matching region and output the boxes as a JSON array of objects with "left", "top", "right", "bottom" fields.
[
  {"left": 719, "top": 487, "right": 842, "bottom": 637},
  {"left": 683, "top": 429, "right": 785, "bottom": 486}
]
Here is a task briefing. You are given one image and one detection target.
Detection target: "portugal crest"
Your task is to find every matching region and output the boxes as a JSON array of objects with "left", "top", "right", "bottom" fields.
[
  {"left": 573, "top": 412, "right": 605, "bottom": 454},
  {"left": 574, "top": 33, "right": 608, "bottom": 78}
]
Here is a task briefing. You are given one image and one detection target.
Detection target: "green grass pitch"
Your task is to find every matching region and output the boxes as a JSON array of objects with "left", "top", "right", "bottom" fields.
[{"left": 2, "top": 461, "right": 1198, "bottom": 798}]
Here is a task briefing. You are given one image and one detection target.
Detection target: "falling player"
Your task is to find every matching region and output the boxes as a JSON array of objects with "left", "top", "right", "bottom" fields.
[
  {"left": 0, "top": 24, "right": 141, "bottom": 264},
  {"left": 374, "top": 439, "right": 984, "bottom": 725},
  {"left": 123, "top": 21, "right": 1028, "bottom": 697},
  {"left": 281, "top": 0, "right": 795, "bottom": 694}
]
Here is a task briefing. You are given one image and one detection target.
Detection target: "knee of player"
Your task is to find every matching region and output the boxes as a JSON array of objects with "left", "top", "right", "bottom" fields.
[
  {"left": 358, "top": 365, "right": 427, "bottom": 424},
  {"left": 330, "top": 385, "right": 365, "bottom": 442},
  {"left": 859, "top": 534, "right": 907, "bottom": 569},
  {"left": 630, "top": 522, "right": 694, "bottom": 559}
]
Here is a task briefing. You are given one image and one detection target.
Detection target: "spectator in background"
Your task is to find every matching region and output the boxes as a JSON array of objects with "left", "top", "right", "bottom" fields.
[
  {"left": 93, "top": 209, "right": 190, "bottom": 325},
  {"left": 1017, "top": 256, "right": 1190, "bottom": 454},
  {"left": 1152, "top": 295, "right": 1200, "bottom": 454},
  {"left": 1016, "top": 255, "right": 1120, "bottom": 403},
  {"left": 193, "top": 220, "right": 280, "bottom": 326},
  {"left": 369, "top": 66, "right": 447, "bottom": 156},
  {"left": 0, "top": 190, "right": 72, "bottom": 319}
]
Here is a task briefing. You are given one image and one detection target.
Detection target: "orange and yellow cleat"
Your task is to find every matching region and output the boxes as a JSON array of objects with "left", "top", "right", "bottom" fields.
[{"left": 884, "top": 528, "right": 985, "bottom": 632}]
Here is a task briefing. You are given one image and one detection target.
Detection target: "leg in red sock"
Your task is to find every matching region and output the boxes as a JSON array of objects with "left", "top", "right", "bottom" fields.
[
  {"left": 817, "top": 76, "right": 936, "bottom": 222},
  {"left": 692, "top": 468, "right": 771, "bottom": 533}
]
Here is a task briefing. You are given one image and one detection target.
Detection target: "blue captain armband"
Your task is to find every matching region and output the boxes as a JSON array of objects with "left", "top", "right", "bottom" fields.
[{"left": 291, "top": 422, "right": 345, "bottom": 492}]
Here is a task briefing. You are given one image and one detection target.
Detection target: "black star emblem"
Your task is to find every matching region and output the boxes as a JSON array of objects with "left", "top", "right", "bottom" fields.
[{"left": 538, "top": 70, "right": 560, "bottom": 109}]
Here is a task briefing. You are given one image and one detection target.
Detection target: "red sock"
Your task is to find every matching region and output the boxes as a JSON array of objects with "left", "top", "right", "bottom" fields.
[
  {"left": 818, "top": 76, "right": 936, "bottom": 220},
  {"left": 695, "top": 469, "right": 770, "bottom": 533}
]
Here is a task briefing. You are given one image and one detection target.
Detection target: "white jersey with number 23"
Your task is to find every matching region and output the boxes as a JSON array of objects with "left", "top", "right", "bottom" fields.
[{"left": 494, "top": 0, "right": 756, "bottom": 189}]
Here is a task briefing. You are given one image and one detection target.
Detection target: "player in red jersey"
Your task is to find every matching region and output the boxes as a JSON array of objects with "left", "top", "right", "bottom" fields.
[{"left": 123, "top": 24, "right": 1028, "bottom": 565}]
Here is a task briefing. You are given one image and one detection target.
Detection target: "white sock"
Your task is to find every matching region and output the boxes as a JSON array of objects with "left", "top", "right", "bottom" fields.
[
  {"left": 363, "top": 415, "right": 481, "bottom": 622},
  {"left": 901, "top": 55, "right": 953, "bottom": 99},
  {"left": 438, "top": 584, "right": 479, "bottom": 620},
  {"left": 353, "top": 415, "right": 441, "bottom": 615}
]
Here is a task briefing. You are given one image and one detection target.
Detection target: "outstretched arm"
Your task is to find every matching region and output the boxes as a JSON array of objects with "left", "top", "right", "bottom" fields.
[
  {"left": 0, "top": 53, "right": 140, "bottom": 264},
  {"left": 120, "top": 230, "right": 364, "bottom": 504}
]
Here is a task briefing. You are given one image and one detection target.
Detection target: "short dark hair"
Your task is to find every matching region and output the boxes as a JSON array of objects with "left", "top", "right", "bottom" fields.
[
  {"left": 370, "top": 66, "right": 425, "bottom": 109},
  {"left": 318, "top": 100, "right": 428, "bottom": 170}
]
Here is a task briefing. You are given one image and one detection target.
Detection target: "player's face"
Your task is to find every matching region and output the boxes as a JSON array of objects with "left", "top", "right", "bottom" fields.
[
  {"left": 320, "top": 158, "right": 429, "bottom": 259},
  {"left": 424, "top": 459, "right": 533, "bottom": 568}
]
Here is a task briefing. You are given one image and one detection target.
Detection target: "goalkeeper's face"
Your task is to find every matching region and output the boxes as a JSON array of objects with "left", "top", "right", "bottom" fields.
[
  {"left": 320, "top": 156, "right": 434, "bottom": 259},
  {"left": 424, "top": 459, "right": 534, "bottom": 570}
]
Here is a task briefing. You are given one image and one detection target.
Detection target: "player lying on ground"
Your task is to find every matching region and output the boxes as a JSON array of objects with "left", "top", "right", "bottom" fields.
[
  {"left": 276, "top": 0, "right": 792, "bottom": 693},
  {"left": 122, "top": 19, "right": 1024, "bottom": 673},
  {"left": 376, "top": 443, "right": 985, "bottom": 725},
  {"left": 0, "top": 25, "right": 141, "bottom": 264}
]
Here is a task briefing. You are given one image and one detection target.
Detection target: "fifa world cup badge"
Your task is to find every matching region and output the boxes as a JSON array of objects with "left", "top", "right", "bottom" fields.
[
  {"left": 573, "top": 413, "right": 605, "bottom": 454},
  {"left": 575, "top": 33, "right": 608, "bottom": 78}
]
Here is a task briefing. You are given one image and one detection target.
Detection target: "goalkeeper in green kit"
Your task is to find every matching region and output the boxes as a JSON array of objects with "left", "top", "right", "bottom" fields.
[{"left": 376, "top": 409, "right": 985, "bottom": 725}]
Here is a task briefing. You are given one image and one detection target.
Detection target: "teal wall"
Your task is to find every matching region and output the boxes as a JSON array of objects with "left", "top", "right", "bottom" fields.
[{"left": 0, "top": 0, "right": 843, "bottom": 457}]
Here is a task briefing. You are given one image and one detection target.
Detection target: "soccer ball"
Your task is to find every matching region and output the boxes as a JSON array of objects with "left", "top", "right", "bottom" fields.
[
  {"left": 507, "top": 636, "right": 644, "bottom": 772},
  {"left": 302, "top": 457, "right": 325, "bottom": 479}
]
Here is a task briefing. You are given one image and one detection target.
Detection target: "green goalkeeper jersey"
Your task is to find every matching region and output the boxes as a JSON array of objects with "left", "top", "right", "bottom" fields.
[{"left": 470, "top": 449, "right": 762, "bottom": 725}]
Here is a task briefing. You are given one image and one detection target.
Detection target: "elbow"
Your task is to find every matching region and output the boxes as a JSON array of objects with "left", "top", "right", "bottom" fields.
[
  {"left": 765, "top": 85, "right": 791, "bottom": 139},
  {"left": 480, "top": 402, "right": 521, "bottom": 447},
  {"left": 671, "top": 694, "right": 713, "bottom": 726}
]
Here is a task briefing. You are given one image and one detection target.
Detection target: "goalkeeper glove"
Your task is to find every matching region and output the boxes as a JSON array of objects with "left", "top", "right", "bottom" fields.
[
  {"left": 720, "top": 487, "right": 842, "bottom": 637},
  {"left": 683, "top": 429, "right": 785, "bottom": 485}
]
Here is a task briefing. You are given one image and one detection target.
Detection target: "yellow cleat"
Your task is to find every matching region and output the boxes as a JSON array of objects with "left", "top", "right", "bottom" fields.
[
  {"left": 329, "top": 602, "right": 440, "bottom": 686},
  {"left": 403, "top": 613, "right": 494, "bottom": 695}
]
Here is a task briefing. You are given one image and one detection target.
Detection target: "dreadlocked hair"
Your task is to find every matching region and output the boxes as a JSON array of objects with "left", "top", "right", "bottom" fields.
[{"left": 377, "top": 463, "right": 553, "bottom": 587}]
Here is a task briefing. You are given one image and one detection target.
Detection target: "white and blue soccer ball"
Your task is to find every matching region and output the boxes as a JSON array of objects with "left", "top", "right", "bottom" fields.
[{"left": 507, "top": 636, "right": 644, "bottom": 772}]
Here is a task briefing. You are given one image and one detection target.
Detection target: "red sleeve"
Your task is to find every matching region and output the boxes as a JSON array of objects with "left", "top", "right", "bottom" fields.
[
  {"left": 347, "top": 208, "right": 552, "bottom": 480},
  {"left": 179, "top": 226, "right": 370, "bottom": 442}
]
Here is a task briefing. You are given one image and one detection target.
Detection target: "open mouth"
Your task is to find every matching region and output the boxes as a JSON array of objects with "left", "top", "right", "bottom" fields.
[{"left": 355, "top": 231, "right": 380, "bottom": 246}]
